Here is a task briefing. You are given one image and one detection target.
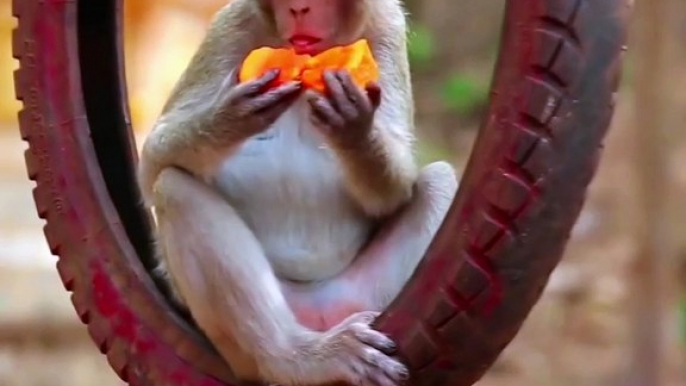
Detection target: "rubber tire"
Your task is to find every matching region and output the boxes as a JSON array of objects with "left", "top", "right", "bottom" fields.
[{"left": 12, "top": 0, "right": 630, "bottom": 385}]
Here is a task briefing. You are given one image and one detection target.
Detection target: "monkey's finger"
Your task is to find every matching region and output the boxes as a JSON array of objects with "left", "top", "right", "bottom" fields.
[
  {"left": 261, "top": 90, "right": 302, "bottom": 122},
  {"left": 357, "top": 350, "right": 407, "bottom": 384},
  {"left": 352, "top": 326, "right": 397, "bottom": 353},
  {"left": 367, "top": 369, "right": 399, "bottom": 386},
  {"left": 323, "top": 71, "right": 358, "bottom": 120},
  {"left": 218, "top": 69, "right": 240, "bottom": 94},
  {"left": 336, "top": 71, "right": 373, "bottom": 113},
  {"left": 251, "top": 81, "right": 303, "bottom": 112},
  {"left": 358, "top": 350, "right": 396, "bottom": 386},
  {"left": 307, "top": 93, "right": 345, "bottom": 129},
  {"left": 310, "top": 107, "right": 337, "bottom": 136},
  {"left": 369, "top": 356, "right": 409, "bottom": 383},
  {"left": 365, "top": 82, "right": 382, "bottom": 110},
  {"left": 309, "top": 111, "right": 332, "bottom": 132},
  {"left": 234, "top": 69, "right": 281, "bottom": 97}
]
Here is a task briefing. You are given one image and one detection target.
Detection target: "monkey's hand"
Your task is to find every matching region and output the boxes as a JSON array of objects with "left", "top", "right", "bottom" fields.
[
  {"left": 306, "top": 70, "right": 382, "bottom": 149},
  {"left": 304, "top": 69, "right": 415, "bottom": 218},
  {"left": 138, "top": 70, "right": 302, "bottom": 202},
  {"left": 263, "top": 311, "right": 408, "bottom": 386},
  {"left": 212, "top": 69, "right": 303, "bottom": 143}
]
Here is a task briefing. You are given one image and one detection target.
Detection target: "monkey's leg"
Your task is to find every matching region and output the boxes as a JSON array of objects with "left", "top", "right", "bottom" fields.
[
  {"left": 152, "top": 167, "right": 308, "bottom": 379},
  {"left": 153, "top": 168, "right": 409, "bottom": 386},
  {"left": 335, "top": 161, "right": 458, "bottom": 310}
]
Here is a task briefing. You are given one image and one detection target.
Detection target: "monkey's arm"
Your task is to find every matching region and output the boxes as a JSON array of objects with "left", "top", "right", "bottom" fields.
[
  {"left": 333, "top": 123, "right": 417, "bottom": 218},
  {"left": 138, "top": 2, "right": 270, "bottom": 203},
  {"left": 331, "top": 34, "right": 418, "bottom": 218}
]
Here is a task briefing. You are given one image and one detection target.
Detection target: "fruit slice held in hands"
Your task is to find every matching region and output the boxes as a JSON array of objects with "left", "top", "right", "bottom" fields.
[
  {"left": 238, "top": 39, "right": 379, "bottom": 93},
  {"left": 302, "top": 39, "right": 379, "bottom": 93},
  {"left": 238, "top": 47, "right": 308, "bottom": 87}
]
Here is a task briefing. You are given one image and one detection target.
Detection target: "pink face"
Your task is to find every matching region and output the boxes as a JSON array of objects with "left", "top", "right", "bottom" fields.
[{"left": 269, "top": 0, "right": 361, "bottom": 55}]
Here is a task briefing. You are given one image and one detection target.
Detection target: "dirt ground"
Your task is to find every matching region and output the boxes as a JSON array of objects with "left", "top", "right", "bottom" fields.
[{"left": 0, "top": 84, "right": 683, "bottom": 386}]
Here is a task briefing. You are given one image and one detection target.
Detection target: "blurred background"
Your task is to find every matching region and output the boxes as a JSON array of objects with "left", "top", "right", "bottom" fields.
[{"left": 0, "top": 0, "right": 684, "bottom": 385}]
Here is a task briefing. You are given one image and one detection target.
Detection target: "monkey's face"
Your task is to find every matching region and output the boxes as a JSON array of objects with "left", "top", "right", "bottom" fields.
[{"left": 265, "top": 0, "right": 367, "bottom": 55}]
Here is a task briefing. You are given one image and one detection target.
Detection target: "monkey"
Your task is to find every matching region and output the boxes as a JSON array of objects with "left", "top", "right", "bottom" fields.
[{"left": 137, "top": 0, "right": 458, "bottom": 386}]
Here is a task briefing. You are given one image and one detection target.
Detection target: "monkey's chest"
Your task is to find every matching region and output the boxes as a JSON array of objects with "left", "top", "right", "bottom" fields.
[
  {"left": 213, "top": 106, "right": 373, "bottom": 281},
  {"left": 216, "top": 124, "right": 341, "bottom": 206},
  {"left": 216, "top": 104, "right": 340, "bottom": 200}
]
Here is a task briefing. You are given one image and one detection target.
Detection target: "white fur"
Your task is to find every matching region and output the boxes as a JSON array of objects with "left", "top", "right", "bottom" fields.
[{"left": 213, "top": 97, "right": 374, "bottom": 281}]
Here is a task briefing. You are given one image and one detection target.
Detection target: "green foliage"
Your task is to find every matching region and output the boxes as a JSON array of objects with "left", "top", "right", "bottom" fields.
[
  {"left": 407, "top": 24, "right": 436, "bottom": 67},
  {"left": 406, "top": 23, "right": 489, "bottom": 117},
  {"left": 441, "top": 73, "right": 489, "bottom": 116},
  {"left": 681, "top": 296, "right": 686, "bottom": 344}
]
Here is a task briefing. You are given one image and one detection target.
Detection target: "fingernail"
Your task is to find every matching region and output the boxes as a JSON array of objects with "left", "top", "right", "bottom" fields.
[{"left": 399, "top": 369, "right": 409, "bottom": 380}]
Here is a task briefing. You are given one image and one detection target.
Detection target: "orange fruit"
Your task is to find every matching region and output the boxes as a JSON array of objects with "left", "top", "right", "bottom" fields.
[{"left": 238, "top": 39, "right": 379, "bottom": 93}]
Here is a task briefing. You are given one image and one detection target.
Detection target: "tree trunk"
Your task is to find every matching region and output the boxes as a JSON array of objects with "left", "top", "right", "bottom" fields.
[{"left": 626, "top": 0, "right": 677, "bottom": 384}]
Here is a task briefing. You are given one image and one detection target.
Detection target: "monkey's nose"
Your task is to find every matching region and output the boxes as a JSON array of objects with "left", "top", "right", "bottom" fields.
[{"left": 289, "top": 6, "right": 310, "bottom": 16}]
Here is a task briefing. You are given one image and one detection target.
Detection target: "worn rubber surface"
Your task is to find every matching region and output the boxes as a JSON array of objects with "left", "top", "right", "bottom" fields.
[{"left": 12, "top": 0, "right": 630, "bottom": 385}]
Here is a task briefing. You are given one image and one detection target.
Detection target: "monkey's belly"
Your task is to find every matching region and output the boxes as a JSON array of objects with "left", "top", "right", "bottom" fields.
[
  {"left": 214, "top": 111, "right": 374, "bottom": 282},
  {"left": 220, "top": 185, "right": 373, "bottom": 282}
]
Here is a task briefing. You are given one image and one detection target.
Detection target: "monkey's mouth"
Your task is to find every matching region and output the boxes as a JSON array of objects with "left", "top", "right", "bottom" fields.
[{"left": 289, "top": 35, "right": 323, "bottom": 55}]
